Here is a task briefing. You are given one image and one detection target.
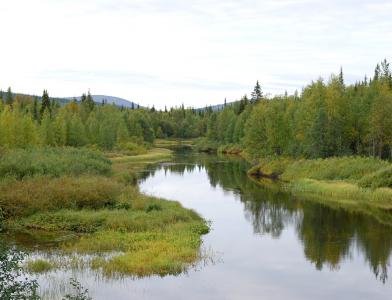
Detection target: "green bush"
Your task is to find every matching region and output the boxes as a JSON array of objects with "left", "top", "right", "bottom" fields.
[
  {"left": 115, "top": 142, "right": 147, "bottom": 156},
  {"left": 358, "top": 166, "right": 392, "bottom": 189}
]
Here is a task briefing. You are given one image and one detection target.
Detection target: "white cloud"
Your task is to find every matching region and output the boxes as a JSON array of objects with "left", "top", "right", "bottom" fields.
[{"left": 0, "top": 0, "right": 391, "bottom": 108}]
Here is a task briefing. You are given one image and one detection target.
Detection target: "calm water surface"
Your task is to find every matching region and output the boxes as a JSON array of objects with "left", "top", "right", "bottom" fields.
[{"left": 13, "top": 151, "right": 392, "bottom": 299}]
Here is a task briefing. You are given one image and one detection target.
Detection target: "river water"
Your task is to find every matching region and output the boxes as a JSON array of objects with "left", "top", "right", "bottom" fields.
[{"left": 10, "top": 150, "right": 392, "bottom": 299}]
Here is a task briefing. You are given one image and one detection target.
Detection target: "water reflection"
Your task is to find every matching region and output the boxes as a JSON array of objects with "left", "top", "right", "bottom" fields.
[{"left": 140, "top": 151, "right": 392, "bottom": 283}]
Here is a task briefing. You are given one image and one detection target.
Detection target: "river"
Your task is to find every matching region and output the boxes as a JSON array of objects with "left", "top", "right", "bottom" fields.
[{"left": 13, "top": 150, "right": 392, "bottom": 299}]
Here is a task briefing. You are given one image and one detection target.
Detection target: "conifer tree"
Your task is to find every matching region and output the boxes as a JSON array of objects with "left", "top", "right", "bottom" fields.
[
  {"left": 339, "top": 67, "right": 344, "bottom": 87},
  {"left": 5, "top": 87, "right": 13, "bottom": 106},
  {"left": 40, "top": 90, "right": 51, "bottom": 116},
  {"left": 85, "top": 91, "right": 95, "bottom": 112},
  {"left": 251, "top": 81, "right": 262, "bottom": 102}
]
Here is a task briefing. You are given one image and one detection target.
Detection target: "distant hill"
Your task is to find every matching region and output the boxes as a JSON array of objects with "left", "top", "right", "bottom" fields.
[
  {"left": 63, "top": 95, "right": 141, "bottom": 108},
  {"left": 197, "top": 100, "right": 238, "bottom": 112}
]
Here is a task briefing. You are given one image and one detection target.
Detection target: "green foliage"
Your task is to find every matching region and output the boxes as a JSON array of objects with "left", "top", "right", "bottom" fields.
[
  {"left": 40, "top": 89, "right": 51, "bottom": 116},
  {"left": 358, "top": 166, "right": 392, "bottom": 189},
  {"left": 0, "top": 245, "right": 40, "bottom": 300},
  {"left": 5, "top": 87, "right": 13, "bottom": 106},
  {"left": 201, "top": 59, "right": 392, "bottom": 162},
  {"left": 62, "top": 279, "right": 92, "bottom": 300},
  {"left": 0, "top": 147, "right": 111, "bottom": 179}
]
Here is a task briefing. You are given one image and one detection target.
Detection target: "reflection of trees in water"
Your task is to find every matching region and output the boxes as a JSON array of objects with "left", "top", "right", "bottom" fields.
[{"left": 146, "top": 152, "right": 392, "bottom": 282}]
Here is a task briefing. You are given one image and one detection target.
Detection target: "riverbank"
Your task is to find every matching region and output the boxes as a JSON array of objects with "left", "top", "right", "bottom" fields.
[
  {"left": 248, "top": 156, "right": 392, "bottom": 211},
  {"left": 0, "top": 147, "right": 209, "bottom": 278}
]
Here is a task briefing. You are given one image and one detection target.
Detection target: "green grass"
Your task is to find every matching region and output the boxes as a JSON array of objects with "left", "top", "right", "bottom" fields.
[
  {"left": 25, "top": 259, "right": 57, "bottom": 274},
  {"left": 16, "top": 192, "right": 209, "bottom": 276},
  {"left": 0, "top": 147, "right": 111, "bottom": 179},
  {"left": 110, "top": 148, "right": 173, "bottom": 183},
  {"left": 154, "top": 138, "right": 196, "bottom": 148},
  {"left": 110, "top": 148, "right": 172, "bottom": 163},
  {"left": 250, "top": 156, "right": 392, "bottom": 209},
  {"left": 1, "top": 146, "right": 209, "bottom": 278}
]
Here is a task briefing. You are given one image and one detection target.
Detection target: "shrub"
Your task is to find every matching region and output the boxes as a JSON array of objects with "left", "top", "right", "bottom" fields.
[
  {"left": 0, "top": 245, "right": 40, "bottom": 300},
  {"left": 358, "top": 166, "right": 392, "bottom": 189},
  {"left": 115, "top": 142, "right": 147, "bottom": 156}
]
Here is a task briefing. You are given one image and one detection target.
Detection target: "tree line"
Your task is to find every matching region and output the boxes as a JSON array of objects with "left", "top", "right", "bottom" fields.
[
  {"left": 1, "top": 59, "right": 392, "bottom": 159},
  {"left": 206, "top": 59, "right": 392, "bottom": 160}
]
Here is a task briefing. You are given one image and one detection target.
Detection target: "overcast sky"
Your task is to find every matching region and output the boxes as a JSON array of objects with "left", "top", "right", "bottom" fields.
[{"left": 0, "top": 0, "right": 391, "bottom": 108}]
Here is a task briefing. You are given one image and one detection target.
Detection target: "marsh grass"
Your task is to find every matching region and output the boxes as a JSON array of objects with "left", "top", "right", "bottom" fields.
[
  {"left": 3, "top": 146, "right": 209, "bottom": 278},
  {"left": 0, "top": 176, "right": 122, "bottom": 218},
  {"left": 154, "top": 139, "right": 196, "bottom": 148},
  {"left": 110, "top": 148, "right": 173, "bottom": 183},
  {"left": 250, "top": 156, "right": 392, "bottom": 209},
  {"left": 110, "top": 148, "right": 172, "bottom": 163},
  {"left": 18, "top": 192, "right": 209, "bottom": 276},
  {"left": 26, "top": 259, "right": 56, "bottom": 273},
  {"left": 0, "top": 147, "right": 111, "bottom": 179}
]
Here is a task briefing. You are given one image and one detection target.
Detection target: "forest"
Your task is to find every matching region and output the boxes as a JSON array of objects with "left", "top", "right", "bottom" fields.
[{"left": 1, "top": 59, "right": 392, "bottom": 162}]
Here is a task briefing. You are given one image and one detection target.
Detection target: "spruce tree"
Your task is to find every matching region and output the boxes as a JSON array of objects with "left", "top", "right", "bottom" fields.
[
  {"left": 374, "top": 64, "right": 381, "bottom": 81},
  {"left": 5, "top": 87, "right": 13, "bottom": 106},
  {"left": 40, "top": 90, "right": 51, "bottom": 116},
  {"left": 251, "top": 81, "right": 262, "bottom": 102},
  {"left": 339, "top": 67, "right": 344, "bottom": 87},
  {"left": 86, "top": 91, "right": 95, "bottom": 112}
]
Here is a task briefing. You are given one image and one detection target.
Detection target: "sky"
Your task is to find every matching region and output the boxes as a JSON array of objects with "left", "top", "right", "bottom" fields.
[{"left": 0, "top": 0, "right": 391, "bottom": 108}]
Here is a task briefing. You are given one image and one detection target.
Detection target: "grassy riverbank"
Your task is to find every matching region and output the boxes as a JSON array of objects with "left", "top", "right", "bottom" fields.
[
  {"left": 248, "top": 156, "right": 392, "bottom": 210},
  {"left": 0, "top": 147, "right": 209, "bottom": 277}
]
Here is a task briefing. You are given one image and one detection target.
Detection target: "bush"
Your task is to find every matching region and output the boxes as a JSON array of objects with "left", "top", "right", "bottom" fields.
[
  {"left": 115, "top": 142, "right": 147, "bottom": 156},
  {"left": 358, "top": 166, "right": 392, "bottom": 189},
  {"left": 0, "top": 245, "right": 40, "bottom": 300},
  {"left": 0, "top": 147, "right": 111, "bottom": 179},
  {"left": 194, "top": 138, "right": 219, "bottom": 153},
  {"left": 62, "top": 278, "right": 92, "bottom": 300}
]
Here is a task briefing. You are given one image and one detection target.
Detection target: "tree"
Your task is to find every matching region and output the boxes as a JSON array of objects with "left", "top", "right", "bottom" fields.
[
  {"left": 251, "top": 81, "right": 262, "bottom": 102},
  {"left": 86, "top": 91, "right": 95, "bottom": 111},
  {"left": 40, "top": 89, "right": 51, "bottom": 116},
  {"left": 32, "top": 97, "right": 39, "bottom": 120},
  {"left": 339, "top": 67, "right": 344, "bottom": 87},
  {"left": 5, "top": 87, "right": 13, "bottom": 106}
]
